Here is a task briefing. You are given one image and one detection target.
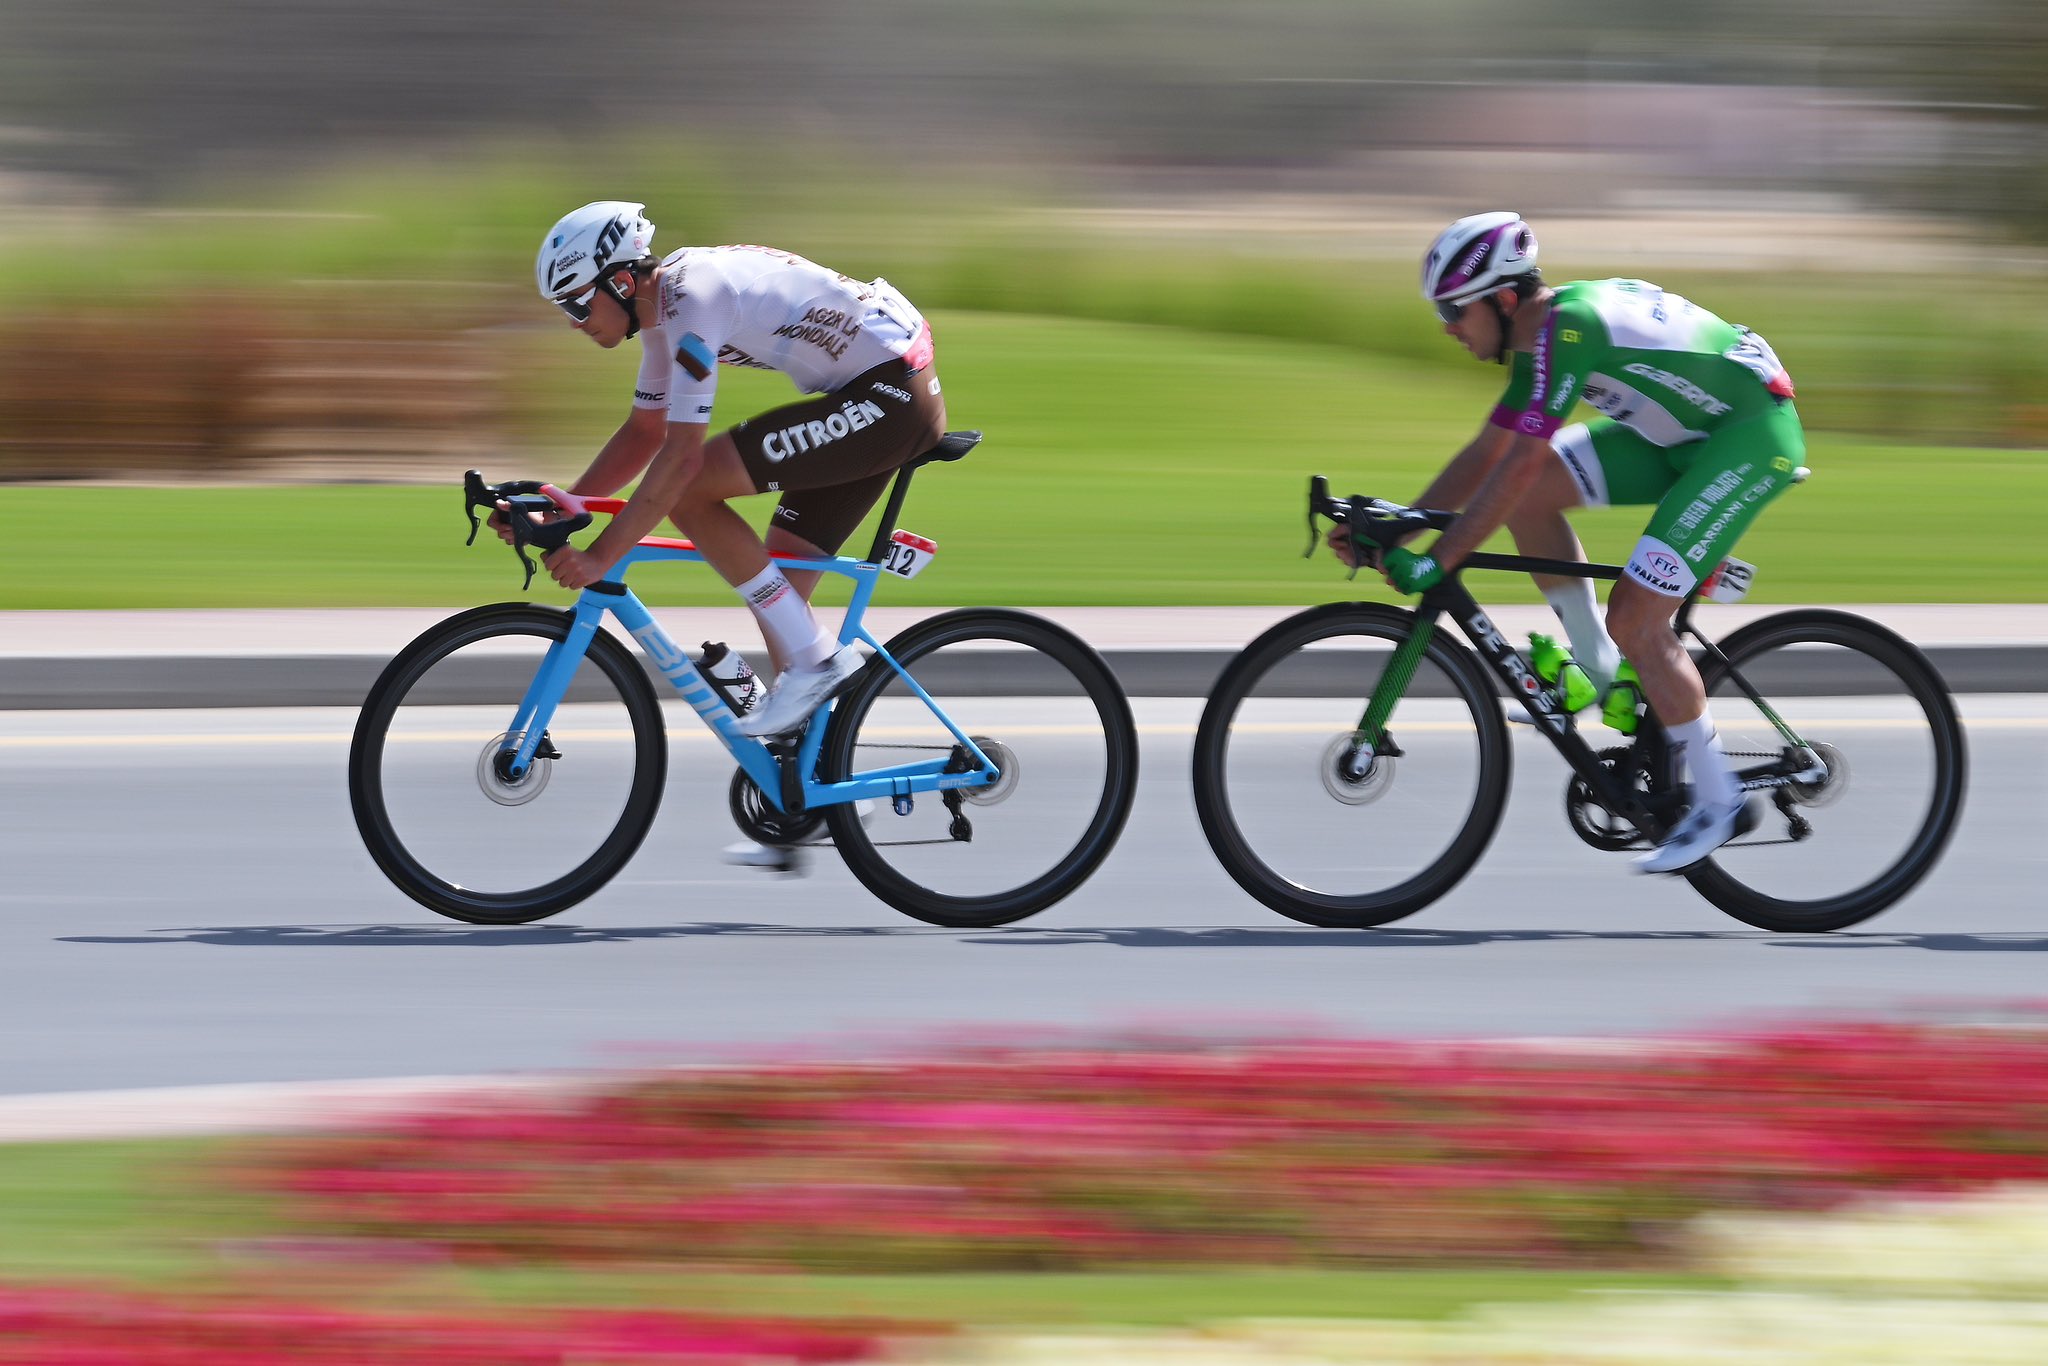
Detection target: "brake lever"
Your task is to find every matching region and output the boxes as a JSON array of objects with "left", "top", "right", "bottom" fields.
[
  {"left": 1303, "top": 474, "right": 1330, "bottom": 558},
  {"left": 498, "top": 492, "right": 593, "bottom": 592},
  {"left": 462, "top": 472, "right": 547, "bottom": 547},
  {"left": 1343, "top": 495, "right": 1375, "bottom": 581}
]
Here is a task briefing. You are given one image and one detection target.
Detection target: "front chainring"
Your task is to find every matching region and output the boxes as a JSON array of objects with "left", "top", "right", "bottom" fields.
[
  {"left": 729, "top": 767, "right": 825, "bottom": 845},
  {"left": 1566, "top": 745, "right": 1655, "bottom": 851}
]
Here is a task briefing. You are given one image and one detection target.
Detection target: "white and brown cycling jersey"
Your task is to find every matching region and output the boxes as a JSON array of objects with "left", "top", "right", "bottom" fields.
[
  {"left": 630, "top": 243, "right": 933, "bottom": 424},
  {"left": 629, "top": 243, "right": 947, "bottom": 553}
]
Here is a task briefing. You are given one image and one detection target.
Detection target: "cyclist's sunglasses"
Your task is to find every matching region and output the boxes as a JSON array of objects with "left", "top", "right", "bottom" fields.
[
  {"left": 552, "top": 273, "right": 632, "bottom": 324},
  {"left": 1434, "top": 297, "right": 1471, "bottom": 324},
  {"left": 553, "top": 285, "right": 600, "bottom": 323}
]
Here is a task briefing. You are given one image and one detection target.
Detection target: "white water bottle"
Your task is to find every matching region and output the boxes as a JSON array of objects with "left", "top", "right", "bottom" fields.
[{"left": 695, "top": 641, "right": 758, "bottom": 715}]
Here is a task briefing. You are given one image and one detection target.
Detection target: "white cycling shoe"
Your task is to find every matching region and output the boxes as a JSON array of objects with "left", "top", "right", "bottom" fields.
[
  {"left": 735, "top": 644, "right": 866, "bottom": 738},
  {"left": 721, "top": 800, "right": 877, "bottom": 871},
  {"left": 1635, "top": 796, "right": 1758, "bottom": 875}
]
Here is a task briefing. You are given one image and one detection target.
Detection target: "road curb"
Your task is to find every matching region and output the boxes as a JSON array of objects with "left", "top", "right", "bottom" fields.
[{"left": 0, "top": 644, "right": 2041, "bottom": 709}]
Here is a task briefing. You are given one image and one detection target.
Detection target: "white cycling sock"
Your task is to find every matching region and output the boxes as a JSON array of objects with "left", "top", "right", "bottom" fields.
[
  {"left": 1543, "top": 581, "right": 1620, "bottom": 693},
  {"left": 735, "top": 565, "right": 835, "bottom": 670},
  {"left": 1665, "top": 713, "right": 1742, "bottom": 810}
]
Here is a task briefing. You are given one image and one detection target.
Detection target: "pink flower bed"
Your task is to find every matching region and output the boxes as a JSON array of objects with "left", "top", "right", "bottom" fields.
[
  {"left": 0, "top": 1288, "right": 895, "bottom": 1364},
  {"left": 250, "top": 1023, "right": 2048, "bottom": 1271}
]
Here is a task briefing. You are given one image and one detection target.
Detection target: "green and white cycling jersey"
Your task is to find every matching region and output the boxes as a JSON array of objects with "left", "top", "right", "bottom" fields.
[
  {"left": 1491, "top": 278, "right": 1796, "bottom": 446},
  {"left": 1492, "top": 279, "right": 1805, "bottom": 598}
]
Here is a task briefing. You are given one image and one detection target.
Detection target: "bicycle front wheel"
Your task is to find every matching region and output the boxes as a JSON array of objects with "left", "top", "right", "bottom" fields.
[
  {"left": 1685, "top": 609, "right": 1966, "bottom": 931},
  {"left": 349, "top": 604, "right": 667, "bottom": 924},
  {"left": 821, "top": 610, "right": 1138, "bottom": 928},
  {"left": 1193, "top": 603, "right": 1512, "bottom": 927}
]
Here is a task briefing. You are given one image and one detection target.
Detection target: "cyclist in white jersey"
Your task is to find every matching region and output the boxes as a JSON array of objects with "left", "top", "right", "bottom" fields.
[
  {"left": 530, "top": 202, "right": 947, "bottom": 750},
  {"left": 1332, "top": 212, "right": 1807, "bottom": 873}
]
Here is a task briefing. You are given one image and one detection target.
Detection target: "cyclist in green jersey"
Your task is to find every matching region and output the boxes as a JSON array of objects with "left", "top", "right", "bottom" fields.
[{"left": 1332, "top": 212, "right": 1806, "bottom": 873}]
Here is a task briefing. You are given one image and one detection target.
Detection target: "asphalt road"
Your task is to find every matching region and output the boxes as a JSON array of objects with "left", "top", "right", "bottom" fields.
[{"left": 3, "top": 697, "right": 2043, "bottom": 1096}]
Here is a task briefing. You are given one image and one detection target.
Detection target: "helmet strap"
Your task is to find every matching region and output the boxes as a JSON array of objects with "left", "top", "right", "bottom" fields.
[
  {"left": 1485, "top": 292, "right": 1514, "bottom": 365},
  {"left": 603, "top": 266, "right": 647, "bottom": 340}
]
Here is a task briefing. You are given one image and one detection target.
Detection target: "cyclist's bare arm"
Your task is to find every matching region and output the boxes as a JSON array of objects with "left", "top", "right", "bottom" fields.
[
  {"left": 1327, "top": 423, "right": 1513, "bottom": 567},
  {"left": 494, "top": 407, "right": 667, "bottom": 545},
  {"left": 1424, "top": 429, "right": 1554, "bottom": 570},
  {"left": 578, "top": 420, "right": 710, "bottom": 570},
  {"left": 1413, "top": 422, "right": 1516, "bottom": 513},
  {"left": 570, "top": 405, "right": 669, "bottom": 498}
]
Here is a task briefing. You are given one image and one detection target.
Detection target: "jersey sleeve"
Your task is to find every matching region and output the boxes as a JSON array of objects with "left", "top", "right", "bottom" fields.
[
  {"left": 631, "top": 332, "right": 670, "bottom": 411},
  {"left": 1504, "top": 297, "right": 1600, "bottom": 440},
  {"left": 655, "top": 258, "right": 738, "bottom": 425},
  {"left": 1487, "top": 351, "right": 1535, "bottom": 430}
]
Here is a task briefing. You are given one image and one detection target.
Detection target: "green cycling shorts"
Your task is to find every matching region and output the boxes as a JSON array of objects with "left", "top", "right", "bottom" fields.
[{"left": 1549, "top": 401, "right": 1806, "bottom": 597}]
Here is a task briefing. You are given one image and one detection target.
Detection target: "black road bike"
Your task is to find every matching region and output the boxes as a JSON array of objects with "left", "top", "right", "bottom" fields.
[{"left": 1192, "top": 478, "right": 1966, "bottom": 932}]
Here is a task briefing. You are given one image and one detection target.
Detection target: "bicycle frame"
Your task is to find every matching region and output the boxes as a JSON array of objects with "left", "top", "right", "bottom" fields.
[
  {"left": 494, "top": 540, "right": 1000, "bottom": 818},
  {"left": 1361, "top": 550, "right": 1820, "bottom": 842}
]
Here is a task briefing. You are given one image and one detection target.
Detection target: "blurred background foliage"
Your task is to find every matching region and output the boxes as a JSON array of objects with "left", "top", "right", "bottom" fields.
[{"left": 0, "top": 0, "right": 2043, "bottom": 492}]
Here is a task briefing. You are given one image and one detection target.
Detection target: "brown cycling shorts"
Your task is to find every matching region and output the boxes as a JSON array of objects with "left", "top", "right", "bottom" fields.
[{"left": 726, "top": 349, "right": 947, "bottom": 555}]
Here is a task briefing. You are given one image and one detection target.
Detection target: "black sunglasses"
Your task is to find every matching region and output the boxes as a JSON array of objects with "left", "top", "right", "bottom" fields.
[
  {"left": 553, "top": 273, "right": 633, "bottom": 324},
  {"left": 1434, "top": 297, "right": 1470, "bottom": 324}
]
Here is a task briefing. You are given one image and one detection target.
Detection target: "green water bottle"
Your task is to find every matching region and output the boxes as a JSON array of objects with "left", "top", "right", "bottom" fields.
[
  {"left": 1602, "top": 659, "right": 1644, "bottom": 735},
  {"left": 1529, "top": 632, "right": 1599, "bottom": 713}
]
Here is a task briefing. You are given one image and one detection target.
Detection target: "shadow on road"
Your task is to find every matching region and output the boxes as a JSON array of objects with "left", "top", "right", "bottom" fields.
[{"left": 54, "top": 924, "right": 2048, "bottom": 952}]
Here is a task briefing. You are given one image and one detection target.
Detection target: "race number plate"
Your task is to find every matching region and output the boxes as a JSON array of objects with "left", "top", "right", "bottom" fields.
[
  {"left": 1701, "top": 556, "right": 1756, "bottom": 604},
  {"left": 883, "top": 529, "right": 937, "bottom": 579}
]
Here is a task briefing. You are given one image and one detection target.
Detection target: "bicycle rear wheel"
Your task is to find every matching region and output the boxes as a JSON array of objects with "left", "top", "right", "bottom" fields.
[
  {"left": 820, "top": 610, "right": 1138, "bottom": 927},
  {"left": 1193, "top": 603, "right": 1512, "bottom": 927},
  {"left": 349, "top": 604, "right": 667, "bottom": 924},
  {"left": 1685, "top": 609, "right": 1965, "bottom": 931}
]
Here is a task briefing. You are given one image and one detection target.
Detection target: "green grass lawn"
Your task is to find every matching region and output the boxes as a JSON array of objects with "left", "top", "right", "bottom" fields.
[
  {"left": 0, "top": 1136, "right": 1718, "bottom": 1324},
  {"left": 14, "top": 310, "right": 2046, "bottom": 609}
]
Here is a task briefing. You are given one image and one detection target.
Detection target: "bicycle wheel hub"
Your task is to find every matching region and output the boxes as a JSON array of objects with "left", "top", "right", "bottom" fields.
[
  {"left": 959, "top": 736, "right": 1019, "bottom": 806},
  {"left": 477, "top": 732, "right": 552, "bottom": 806},
  {"left": 1786, "top": 741, "right": 1848, "bottom": 807},
  {"left": 1321, "top": 733, "right": 1393, "bottom": 805}
]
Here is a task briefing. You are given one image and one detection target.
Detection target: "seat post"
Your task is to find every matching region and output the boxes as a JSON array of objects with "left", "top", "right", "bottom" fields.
[{"left": 865, "top": 464, "right": 917, "bottom": 564}]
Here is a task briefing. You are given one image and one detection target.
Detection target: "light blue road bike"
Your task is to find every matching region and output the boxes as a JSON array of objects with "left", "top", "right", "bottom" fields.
[{"left": 349, "top": 433, "right": 1138, "bottom": 928}]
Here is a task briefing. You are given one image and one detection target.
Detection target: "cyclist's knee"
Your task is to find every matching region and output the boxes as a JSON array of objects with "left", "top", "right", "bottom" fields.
[{"left": 1605, "top": 581, "right": 1677, "bottom": 652}]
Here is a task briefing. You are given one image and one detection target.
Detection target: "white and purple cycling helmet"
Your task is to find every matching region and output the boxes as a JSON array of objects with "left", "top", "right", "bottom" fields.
[{"left": 1420, "top": 211, "right": 1539, "bottom": 321}]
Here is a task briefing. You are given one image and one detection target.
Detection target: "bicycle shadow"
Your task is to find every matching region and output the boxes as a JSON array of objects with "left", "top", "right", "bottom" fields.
[
  {"left": 54, "top": 924, "right": 2048, "bottom": 952},
  {"left": 55, "top": 922, "right": 970, "bottom": 949},
  {"left": 959, "top": 928, "right": 2048, "bottom": 951}
]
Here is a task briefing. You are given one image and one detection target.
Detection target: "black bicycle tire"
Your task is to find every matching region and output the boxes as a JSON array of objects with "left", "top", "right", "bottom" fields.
[
  {"left": 1192, "top": 602, "right": 1512, "bottom": 928},
  {"left": 820, "top": 609, "right": 1139, "bottom": 927},
  {"left": 348, "top": 603, "right": 668, "bottom": 924},
  {"left": 1684, "top": 609, "right": 1966, "bottom": 932}
]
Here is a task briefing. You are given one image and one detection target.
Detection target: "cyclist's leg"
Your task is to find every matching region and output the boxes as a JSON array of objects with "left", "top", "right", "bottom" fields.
[
  {"left": 1609, "top": 403, "right": 1807, "bottom": 714},
  {"left": 1609, "top": 403, "right": 1807, "bottom": 865},
  {"left": 724, "top": 363, "right": 945, "bottom": 728},
  {"left": 1513, "top": 423, "right": 1632, "bottom": 689}
]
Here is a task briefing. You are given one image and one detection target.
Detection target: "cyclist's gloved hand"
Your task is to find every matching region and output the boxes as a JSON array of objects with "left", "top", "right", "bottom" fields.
[{"left": 1381, "top": 546, "right": 1445, "bottom": 596}]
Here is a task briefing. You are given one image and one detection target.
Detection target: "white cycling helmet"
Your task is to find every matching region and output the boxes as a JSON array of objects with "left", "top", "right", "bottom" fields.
[
  {"left": 536, "top": 200, "right": 657, "bottom": 323},
  {"left": 1420, "top": 211, "right": 1539, "bottom": 317}
]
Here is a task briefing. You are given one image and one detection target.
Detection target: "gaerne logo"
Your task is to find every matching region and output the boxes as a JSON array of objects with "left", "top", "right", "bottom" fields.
[{"left": 1623, "top": 363, "right": 1732, "bottom": 416}]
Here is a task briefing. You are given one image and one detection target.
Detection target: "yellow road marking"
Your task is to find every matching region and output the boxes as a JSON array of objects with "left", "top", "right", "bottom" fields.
[{"left": 4, "top": 716, "right": 2044, "bottom": 750}]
